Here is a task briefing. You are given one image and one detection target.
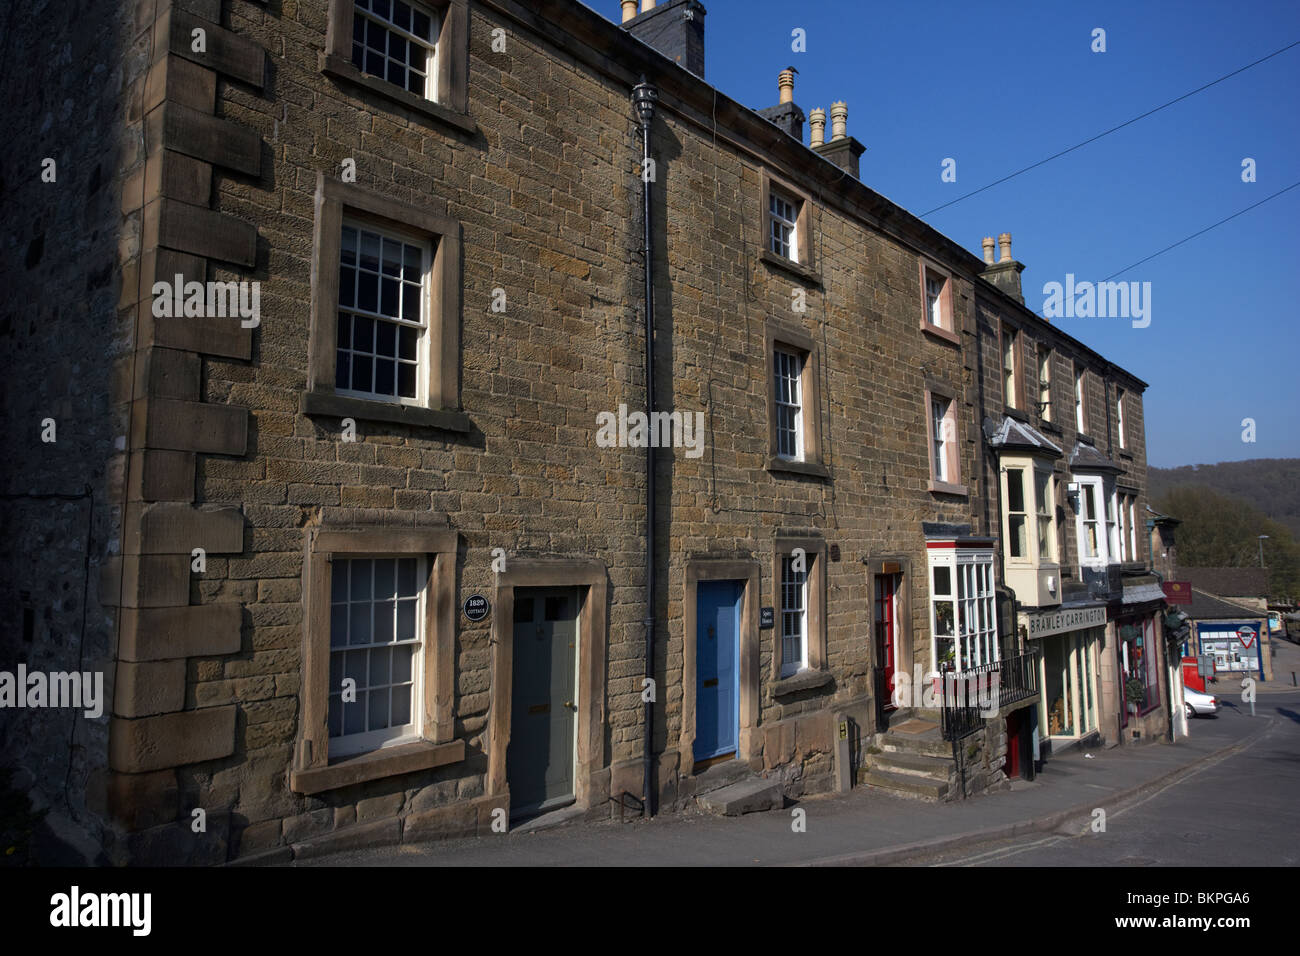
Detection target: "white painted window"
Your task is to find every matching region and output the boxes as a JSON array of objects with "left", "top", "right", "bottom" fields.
[
  {"left": 926, "top": 273, "right": 945, "bottom": 327},
  {"left": 1128, "top": 498, "right": 1138, "bottom": 560},
  {"left": 1116, "top": 388, "right": 1126, "bottom": 448},
  {"left": 1035, "top": 469, "right": 1055, "bottom": 562},
  {"left": 1117, "top": 494, "right": 1128, "bottom": 561},
  {"left": 1075, "top": 477, "right": 1108, "bottom": 565},
  {"left": 769, "top": 191, "right": 799, "bottom": 262},
  {"left": 929, "top": 548, "right": 997, "bottom": 672},
  {"left": 1038, "top": 346, "right": 1052, "bottom": 421},
  {"left": 1075, "top": 369, "right": 1086, "bottom": 433},
  {"left": 351, "top": 0, "right": 439, "bottom": 99},
  {"left": 774, "top": 348, "right": 803, "bottom": 460},
  {"left": 1106, "top": 490, "right": 1120, "bottom": 560},
  {"left": 328, "top": 556, "right": 426, "bottom": 757},
  {"left": 1003, "top": 327, "right": 1018, "bottom": 409},
  {"left": 337, "top": 221, "right": 429, "bottom": 404},
  {"left": 1006, "top": 467, "right": 1028, "bottom": 559},
  {"left": 780, "top": 554, "right": 808, "bottom": 677},
  {"left": 931, "top": 396, "right": 952, "bottom": 482}
]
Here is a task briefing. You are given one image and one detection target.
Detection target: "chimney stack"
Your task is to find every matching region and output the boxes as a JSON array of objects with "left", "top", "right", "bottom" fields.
[
  {"left": 829, "top": 101, "right": 847, "bottom": 141},
  {"left": 778, "top": 68, "right": 795, "bottom": 104},
  {"left": 621, "top": 0, "right": 707, "bottom": 78},
  {"left": 757, "top": 66, "right": 805, "bottom": 141},
  {"left": 809, "top": 108, "right": 826, "bottom": 147},
  {"left": 980, "top": 231, "right": 1025, "bottom": 304},
  {"left": 812, "top": 99, "right": 866, "bottom": 179},
  {"left": 998, "top": 232, "right": 1013, "bottom": 263}
]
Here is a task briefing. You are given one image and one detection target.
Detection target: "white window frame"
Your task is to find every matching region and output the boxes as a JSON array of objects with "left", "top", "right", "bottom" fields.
[
  {"left": 1116, "top": 388, "right": 1126, "bottom": 448},
  {"left": 351, "top": 0, "right": 440, "bottom": 101},
  {"left": 928, "top": 547, "right": 997, "bottom": 672},
  {"left": 1106, "top": 489, "right": 1121, "bottom": 561},
  {"left": 1117, "top": 494, "right": 1128, "bottom": 561},
  {"left": 336, "top": 218, "right": 431, "bottom": 408},
  {"left": 779, "top": 553, "right": 809, "bottom": 678},
  {"left": 1005, "top": 466, "right": 1030, "bottom": 560},
  {"left": 1075, "top": 369, "right": 1086, "bottom": 433},
  {"left": 327, "top": 554, "right": 427, "bottom": 758},
  {"left": 769, "top": 190, "right": 799, "bottom": 263},
  {"left": 926, "top": 273, "right": 945, "bottom": 327},
  {"left": 773, "top": 348, "right": 804, "bottom": 461},
  {"left": 1038, "top": 346, "right": 1052, "bottom": 422},
  {"left": 1074, "top": 476, "right": 1109, "bottom": 566},
  {"left": 1128, "top": 498, "right": 1138, "bottom": 560},
  {"left": 1035, "top": 467, "right": 1056, "bottom": 563},
  {"left": 931, "top": 396, "right": 952, "bottom": 482},
  {"left": 1003, "top": 327, "right": 1018, "bottom": 409}
]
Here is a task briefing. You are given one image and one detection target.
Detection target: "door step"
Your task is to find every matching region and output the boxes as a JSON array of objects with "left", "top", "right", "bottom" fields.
[
  {"left": 870, "top": 750, "right": 954, "bottom": 779},
  {"left": 696, "top": 776, "right": 784, "bottom": 816},
  {"left": 862, "top": 768, "right": 949, "bottom": 802},
  {"left": 511, "top": 803, "right": 584, "bottom": 833},
  {"left": 690, "top": 758, "right": 756, "bottom": 797}
]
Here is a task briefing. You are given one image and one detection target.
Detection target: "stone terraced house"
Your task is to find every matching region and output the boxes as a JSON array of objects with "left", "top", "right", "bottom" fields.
[{"left": 0, "top": 0, "right": 1166, "bottom": 864}]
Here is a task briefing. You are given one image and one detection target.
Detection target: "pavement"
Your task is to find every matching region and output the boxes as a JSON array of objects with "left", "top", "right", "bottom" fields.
[{"left": 294, "top": 688, "right": 1299, "bottom": 867}]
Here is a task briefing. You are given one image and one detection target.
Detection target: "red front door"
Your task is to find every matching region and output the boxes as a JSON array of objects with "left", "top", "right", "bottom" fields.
[
  {"left": 1004, "top": 710, "right": 1021, "bottom": 778},
  {"left": 875, "top": 574, "right": 899, "bottom": 709}
]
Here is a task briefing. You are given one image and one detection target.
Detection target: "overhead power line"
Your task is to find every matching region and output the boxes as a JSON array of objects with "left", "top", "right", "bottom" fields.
[
  {"left": 1101, "top": 180, "right": 1300, "bottom": 281},
  {"left": 920, "top": 39, "right": 1300, "bottom": 218}
]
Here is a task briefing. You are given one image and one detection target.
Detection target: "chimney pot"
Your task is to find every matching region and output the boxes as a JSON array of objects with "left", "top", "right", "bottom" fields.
[
  {"left": 998, "top": 232, "right": 1013, "bottom": 263},
  {"left": 778, "top": 68, "right": 797, "bottom": 105},
  {"left": 830, "top": 101, "right": 847, "bottom": 141},
  {"left": 982, "top": 236, "right": 996, "bottom": 265},
  {"left": 622, "top": 0, "right": 638, "bottom": 22},
  {"left": 809, "top": 108, "right": 826, "bottom": 147},
  {"left": 641, "top": 0, "right": 656, "bottom": 10}
]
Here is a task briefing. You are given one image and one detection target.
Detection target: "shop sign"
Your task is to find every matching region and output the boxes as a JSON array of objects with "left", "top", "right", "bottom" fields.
[{"left": 1024, "top": 605, "right": 1107, "bottom": 639}]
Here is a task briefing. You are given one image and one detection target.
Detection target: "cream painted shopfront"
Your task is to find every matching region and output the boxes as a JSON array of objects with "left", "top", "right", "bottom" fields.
[{"left": 1023, "top": 605, "right": 1107, "bottom": 751}]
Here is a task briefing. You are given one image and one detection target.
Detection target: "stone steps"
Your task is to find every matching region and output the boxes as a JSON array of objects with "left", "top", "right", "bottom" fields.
[
  {"left": 696, "top": 776, "right": 785, "bottom": 816},
  {"left": 878, "top": 731, "right": 951, "bottom": 759},
  {"left": 870, "top": 750, "right": 954, "bottom": 779},
  {"left": 862, "top": 768, "right": 949, "bottom": 802}
]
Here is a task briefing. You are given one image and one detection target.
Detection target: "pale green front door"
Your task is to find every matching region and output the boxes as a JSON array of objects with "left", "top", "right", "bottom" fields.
[{"left": 508, "top": 587, "right": 578, "bottom": 817}]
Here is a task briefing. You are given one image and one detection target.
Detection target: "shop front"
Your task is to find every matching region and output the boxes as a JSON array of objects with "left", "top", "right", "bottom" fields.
[{"left": 1021, "top": 604, "right": 1107, "bottom": 758}]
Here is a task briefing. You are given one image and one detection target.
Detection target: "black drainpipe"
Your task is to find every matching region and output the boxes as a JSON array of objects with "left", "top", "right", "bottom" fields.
[{"left": 632, "top": 76, "right": 659, "bottom": 819}]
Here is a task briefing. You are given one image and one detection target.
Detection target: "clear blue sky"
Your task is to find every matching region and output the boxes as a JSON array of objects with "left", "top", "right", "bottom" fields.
[{"left": 590, "top": 0, "right": 1300, "bottom": 467}]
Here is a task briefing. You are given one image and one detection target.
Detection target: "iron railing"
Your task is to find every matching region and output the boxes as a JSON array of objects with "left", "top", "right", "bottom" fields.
[{"left": 939, "top": 651, "right": 1039, "bottom": 740}]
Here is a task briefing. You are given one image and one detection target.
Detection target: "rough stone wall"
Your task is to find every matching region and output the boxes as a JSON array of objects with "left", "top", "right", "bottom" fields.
[
  {"left": 0, "top": 0, "right": 138, "bottom": 860},
  {"left": 166, "top": 0, "right": 997, "bottom": 860}
]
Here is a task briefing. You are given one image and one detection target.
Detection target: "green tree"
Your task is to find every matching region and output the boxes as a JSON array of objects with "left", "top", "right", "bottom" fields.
[{"left": 1153, "top": 485, "right": 1300, "bottom": 601}]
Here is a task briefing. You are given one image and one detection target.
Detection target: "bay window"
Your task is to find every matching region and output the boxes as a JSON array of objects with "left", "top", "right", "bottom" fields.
[{"left": 928, "top": 545, "right": 997, "bottom": 672}]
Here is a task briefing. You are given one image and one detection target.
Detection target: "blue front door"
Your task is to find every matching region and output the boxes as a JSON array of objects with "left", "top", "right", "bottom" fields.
[{"left": 695, "top": 580, "right": 742, "bottom": 762}]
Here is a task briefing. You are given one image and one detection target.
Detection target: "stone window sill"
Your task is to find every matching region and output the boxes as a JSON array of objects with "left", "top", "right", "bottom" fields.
[
  {"left": 301, "top": 390, "right": 473, "bottom": 434},
  {"left": 766, "top": 457, "right": 830, "bottom": 480},
  {"left": 773, "top": 668, "right": 833, "bottom": 698},
  {"left": 928, "top": 479, "right": 968, "bottom": 497},
  {"left": 759, "top": 248, "right": 821, "bottom": 286},
  {"left": 290, "top": 738, "right": 465, "bottom": 795},
  {"left": 321, "top": 53, "right": 477, "bottom": 137},
  {"left": 921, "top": 322, "right": 960, "bottom": 347}
]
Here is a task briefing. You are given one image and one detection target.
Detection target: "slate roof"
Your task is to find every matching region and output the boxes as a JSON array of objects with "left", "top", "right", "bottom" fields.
[
  {"left": 1176, "top": 566, "right": 1269, "bottom": 599},
  {"left": 986, "top": 416, "right": 1062, "bottom": 457},
  {"left": 1180, "top": 587, "right": 1267, "bottom": 621},
  {"left": 1069, "top": 441, "right": 1122, "bottom": 474}
]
